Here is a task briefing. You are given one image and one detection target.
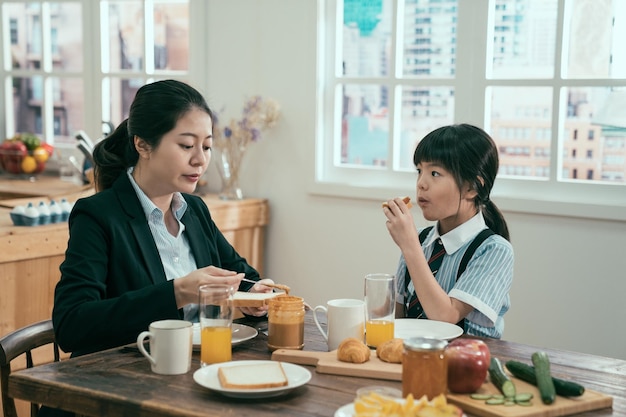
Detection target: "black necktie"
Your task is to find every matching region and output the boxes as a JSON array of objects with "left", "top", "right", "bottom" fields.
[{"left": 406, "top": 238, "right": 445, "bottom": 318}]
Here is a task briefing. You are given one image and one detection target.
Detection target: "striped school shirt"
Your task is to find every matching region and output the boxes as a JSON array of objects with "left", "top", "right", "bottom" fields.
[{"left": 395, "top": 212, "right": 514, "bottom": 338}]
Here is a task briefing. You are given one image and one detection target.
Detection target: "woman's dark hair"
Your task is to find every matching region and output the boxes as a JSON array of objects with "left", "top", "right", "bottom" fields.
[
  {"left": 92, "top": 79, "right": 213, "bottom": 191},
  {"left": 413, "top": 123, "right": 510, "bottom": 241}
]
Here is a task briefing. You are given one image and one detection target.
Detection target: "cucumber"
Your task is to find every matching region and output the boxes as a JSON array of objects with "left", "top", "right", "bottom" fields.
[
  {"left": 514, "top": 393, "right": 534, "bottom": 402},
  {"left": 470, "top": 394, "right": 493, "bottom": 400},
  {"left": 532, "top": 352, "right": 556, "bottom": 404},
  {"left": 505, "top": 360, "right": 585, "bottom": 397},
  {"left": 485, "top": 397, "right": 505, "bottom": 405},
  {"left": 488, "top": 357, "right": 516, "bottom": 398}
]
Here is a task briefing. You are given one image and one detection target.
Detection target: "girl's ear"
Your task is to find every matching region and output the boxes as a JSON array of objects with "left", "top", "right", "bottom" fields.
[
  {"left": 462, "top": 185, "right": 478, "bottom": 201},
  {"left": 462, "top": 176, "right": 483, "bottom": 200},
  {"left": 134, "top": 135, "right": 151, "bottom": 158}
]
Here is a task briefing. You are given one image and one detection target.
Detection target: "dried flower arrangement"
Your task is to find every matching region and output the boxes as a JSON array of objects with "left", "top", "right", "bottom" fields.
[{"left": 212, "top": 96, "right": 281, "bottom": 199}]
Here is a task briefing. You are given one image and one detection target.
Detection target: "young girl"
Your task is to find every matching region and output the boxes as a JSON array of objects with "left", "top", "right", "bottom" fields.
[{"left": 383, "top": 123, "right": 513, "bottom": 338}]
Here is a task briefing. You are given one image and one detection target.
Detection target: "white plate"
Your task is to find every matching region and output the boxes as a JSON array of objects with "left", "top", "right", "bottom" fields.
[
  {"left": 192, "top": 323, "right": 258, "bottom": 349},
  {"left": 394, "top": 318, "right": 463, "bottom": 340},
  {"left": 335, "top": 403, "right": 355, "bottom": 417},
  {"left": 193, "top": 360, "right": 312, "bottom": 398}
]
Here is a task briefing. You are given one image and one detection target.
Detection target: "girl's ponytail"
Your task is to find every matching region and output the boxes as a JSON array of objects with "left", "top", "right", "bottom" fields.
[{"left": 482, "top": 200, "right": 510, "bottom": 241}]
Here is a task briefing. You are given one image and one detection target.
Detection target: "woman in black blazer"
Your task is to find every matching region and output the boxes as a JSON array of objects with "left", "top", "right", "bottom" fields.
[{"left": 52, "top": 80, "right": 272, "bottom": 358}]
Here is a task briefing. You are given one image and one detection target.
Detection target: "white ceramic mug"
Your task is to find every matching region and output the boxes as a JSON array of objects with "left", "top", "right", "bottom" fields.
[
  {"left": 313, "top": 298, "right": 366, "bottom": 351},
  {"left": 137, "top": 319, "right": 193, "bottom": 375}
]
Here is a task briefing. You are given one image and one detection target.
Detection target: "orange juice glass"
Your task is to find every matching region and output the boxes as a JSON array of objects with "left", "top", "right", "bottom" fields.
[
  {"left": 198, "top": 284, "right": 234, "bottom": 366},
  {"left": 365, "top": 319, "right": 395, "bottom": 348},
  {"left": 201, "top": 326, "right": 232, "bottom": 364},
  {"left": 364, "top": 273, "right": 396, "bottom": 348}
]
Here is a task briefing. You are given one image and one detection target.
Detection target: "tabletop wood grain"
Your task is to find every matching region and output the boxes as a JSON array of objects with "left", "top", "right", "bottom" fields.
[{"left": 8, "top": 314, "right": 626, "bottom": 417}]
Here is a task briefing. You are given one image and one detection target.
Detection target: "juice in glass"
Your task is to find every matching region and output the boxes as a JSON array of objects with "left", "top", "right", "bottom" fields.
[
  {"left": 201, "top": 326, "right": 232, "bottom": 365},
  {"left": 365, "top": 319, "right": 394, "bottom": 348}
]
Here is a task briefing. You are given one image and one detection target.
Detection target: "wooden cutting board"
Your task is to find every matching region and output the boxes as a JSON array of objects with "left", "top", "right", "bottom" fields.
[
  {"left": 447, "top": 377, "right": 612, "bottom": 417},
  {"left": 271, "top": 348, "right": 402, "bottom": 380},
  {"left": 271, "top": 349, "right": 613, "bottom": 417}
]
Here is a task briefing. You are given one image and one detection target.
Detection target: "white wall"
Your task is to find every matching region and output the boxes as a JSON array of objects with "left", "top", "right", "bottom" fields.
[{"left": 205, "top": 0, "right": 626, "bottom": 360}]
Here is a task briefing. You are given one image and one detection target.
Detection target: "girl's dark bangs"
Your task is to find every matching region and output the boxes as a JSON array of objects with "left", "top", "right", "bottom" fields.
[{"left": 413, "top": 130, "right": 454, "bottom": 167}]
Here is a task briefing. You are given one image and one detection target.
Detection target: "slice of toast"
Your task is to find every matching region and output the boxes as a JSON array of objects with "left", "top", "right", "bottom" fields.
[
  {"left": 218, "top": 362, "right": 288, "bottom": 389},
  {"left": 233, "top": 291, "right": 279, "bottom": 307}
]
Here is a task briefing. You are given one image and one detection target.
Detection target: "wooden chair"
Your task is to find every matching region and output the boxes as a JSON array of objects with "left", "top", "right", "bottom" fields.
[{"left": 0, "top": 320, "right": 59, "bottom": 417}]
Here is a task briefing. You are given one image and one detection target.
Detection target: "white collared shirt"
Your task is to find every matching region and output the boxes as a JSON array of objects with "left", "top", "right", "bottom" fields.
[{"left": 127, "top": 168, "right": 199, "bottom": 320}]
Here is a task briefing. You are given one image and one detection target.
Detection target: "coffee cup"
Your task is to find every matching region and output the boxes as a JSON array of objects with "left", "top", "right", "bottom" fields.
[
  {"left": 313, "top": 298, "right": 366, "bottom": 351},
  {"left": 136, "top": 319, "right": 193, "bottom": 375}
]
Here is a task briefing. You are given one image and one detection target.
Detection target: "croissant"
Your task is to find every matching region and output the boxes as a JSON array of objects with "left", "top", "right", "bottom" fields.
[
  {"left": 337, "top": 337, "right": 371, "bottom": 364},
  {"left": 376, "top": 338, "right": 404, "bottom": 363}
]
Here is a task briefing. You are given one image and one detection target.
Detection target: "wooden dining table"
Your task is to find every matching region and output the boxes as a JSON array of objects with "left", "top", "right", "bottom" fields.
[{"left": 8, "top": 313, "right": 626, "bottom": 417}]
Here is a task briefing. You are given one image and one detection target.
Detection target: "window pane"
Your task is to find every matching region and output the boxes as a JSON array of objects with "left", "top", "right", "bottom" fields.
[
  {"left": 51, "top": 77, "right": 84, "bottom": 145},
  {"left": 103, "top": 77, "right": 144, "bottom": 127},
  {"left": 341, "top": 0, "right": 392, "bottom": 77},
  {"left": 3, "top": 2, "right": 42, "bottom": 70},
  {"left": 565, "top": 0, "right": 626, "bottom": 79},
  {"left": 398, "top": 86, "right": 454, "bottom": 170},
  {"left": 402, "top": 0, "right": 457, "bottom": 78},
  {"left": 104, "top": 1, "right": 144, "bottom": 72},
  {"left": 489, "top": 0, "right": 558, "bottom": 79},
  {"left": 561, "top": 86, "right": 626, "bottom": 183},
  {"left": 11, "top": 76, "right": 44, "bottom": 135},
  {"left": 488, "top": 86, "right": 553, "bottom": 179},
  {"left": 153, "top": 1, "right": 189, "bottom": 71},
  {"left": 340, "top": 83, "right": 389, "bottom": 166},
  {"left": 51, "top": 2, "right": 83, "bottom": 72}
]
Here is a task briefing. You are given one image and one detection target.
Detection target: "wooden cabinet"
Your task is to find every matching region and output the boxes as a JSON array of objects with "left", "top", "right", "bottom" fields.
[{"left": 0, "top": 178, "right": 269, "bottom": 338}]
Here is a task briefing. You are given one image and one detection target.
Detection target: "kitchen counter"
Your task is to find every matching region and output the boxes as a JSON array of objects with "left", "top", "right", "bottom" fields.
[{"left": 0, "top": 176, "right": 269, "bottom": 337}]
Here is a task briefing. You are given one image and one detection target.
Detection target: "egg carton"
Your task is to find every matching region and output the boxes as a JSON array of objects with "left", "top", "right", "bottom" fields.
[{"left": 10, "top": 199, "right": 73, "bottom": 226}]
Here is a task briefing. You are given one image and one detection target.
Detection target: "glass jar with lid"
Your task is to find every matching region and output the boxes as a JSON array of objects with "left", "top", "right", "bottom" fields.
[{"left": 402, "top": 337, "right": 448, "bottom": 400}]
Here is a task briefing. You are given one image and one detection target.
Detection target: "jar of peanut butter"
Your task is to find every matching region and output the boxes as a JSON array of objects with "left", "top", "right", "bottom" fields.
[
  {"left": 267, "top": 295, "right": 305, "bottom": 351},
  {"left": 402, "top": 337, "right": 448, "bottom": 400}
]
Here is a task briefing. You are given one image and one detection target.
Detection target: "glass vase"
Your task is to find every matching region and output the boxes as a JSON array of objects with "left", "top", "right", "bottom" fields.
[{"left": 215, "top": 146, "right": 245, "bottom": 200}]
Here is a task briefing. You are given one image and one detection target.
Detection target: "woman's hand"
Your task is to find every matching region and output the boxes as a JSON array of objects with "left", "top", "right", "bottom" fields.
[
  {"left": 173, "top": 266, "right": 243, "bottom": 308},
  {"left": 383, "top": 197, "right": 420, "bottom": 251},
  {"left": 239, "top": 278, "right": 275, "bottom": 317}
]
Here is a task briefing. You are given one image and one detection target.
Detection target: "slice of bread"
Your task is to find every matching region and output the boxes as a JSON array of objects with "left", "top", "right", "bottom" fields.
[
  {"left": 218, "top": 362, "right": 288, "bottom": 389},
  {"left": 382, "top": 196, "right": 412, "bottom": 209},
  {"left": 233, "top": 291, "right": 279, "bottom": 307}
]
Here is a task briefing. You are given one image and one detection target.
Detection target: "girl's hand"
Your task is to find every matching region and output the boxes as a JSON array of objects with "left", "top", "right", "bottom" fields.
[
  {"left": 239, "top": 278, "right": 275, "bottom": 317},
  {"left": 383, "top": 197, "right": 420, "bottom": 251},
  {"left": 173, "top": 266, "right": 243, "bottom": 308}
]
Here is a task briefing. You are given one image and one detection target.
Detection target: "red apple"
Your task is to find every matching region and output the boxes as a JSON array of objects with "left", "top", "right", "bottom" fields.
[{"left": 445, "top": 338, "right": 491, "bottom": 393}]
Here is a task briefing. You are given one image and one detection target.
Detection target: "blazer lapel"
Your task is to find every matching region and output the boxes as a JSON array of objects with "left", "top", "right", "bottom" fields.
[{"left": 113, "top": 175, "right": 167, "bottom": 285}]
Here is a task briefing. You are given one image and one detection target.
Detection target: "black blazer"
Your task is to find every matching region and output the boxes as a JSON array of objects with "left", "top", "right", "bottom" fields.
[{"left": 52, "top": 173, "right": 259, "bottom": 356}]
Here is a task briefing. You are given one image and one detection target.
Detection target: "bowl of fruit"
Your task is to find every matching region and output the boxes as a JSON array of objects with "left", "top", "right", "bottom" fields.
[{"left": 0, "top": 133, "right": 53, "bottom": 176}]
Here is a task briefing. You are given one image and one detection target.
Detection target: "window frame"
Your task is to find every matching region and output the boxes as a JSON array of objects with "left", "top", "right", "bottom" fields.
[
  {"left": 0, "top": 0, "right": 208, "bottom": 149},
  {"left": 312, "top": 0, "right": 626, "bottom": 222}
]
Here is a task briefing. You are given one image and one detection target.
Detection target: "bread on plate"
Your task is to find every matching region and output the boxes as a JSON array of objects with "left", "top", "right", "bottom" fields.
[{"left": 218, "top": 362, "right": 288, "bottom": 389}]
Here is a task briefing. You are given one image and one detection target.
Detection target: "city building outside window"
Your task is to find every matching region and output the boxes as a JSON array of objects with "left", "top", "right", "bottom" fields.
[
  {"left": 1, "top": 0, "right": 191, "bottom": 147},
  {"left": 316, "top": 0, "right": 626, "bottom": 220}
]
